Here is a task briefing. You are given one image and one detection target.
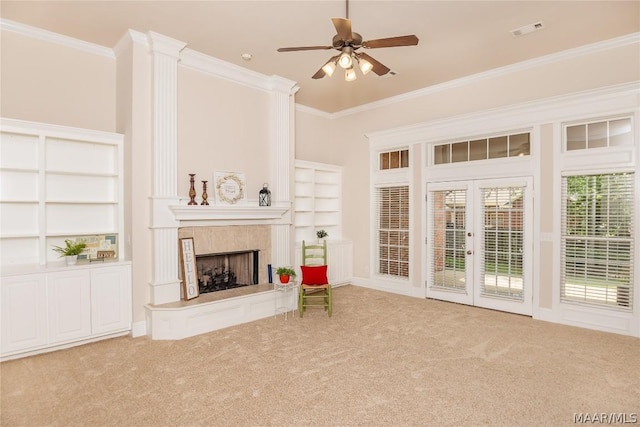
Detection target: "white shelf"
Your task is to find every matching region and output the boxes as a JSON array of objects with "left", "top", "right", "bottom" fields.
[
  {"left": 170, "top": 204, "right": 290, "bottom": 222},
  {"left": 0, "top": 118, "right": 124, "bottom": 267},
  {"left": 294, "top": 160, "right": 342, "bottom": 243}
]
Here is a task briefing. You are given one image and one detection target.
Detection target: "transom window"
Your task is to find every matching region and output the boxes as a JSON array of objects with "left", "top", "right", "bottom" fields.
[
  {"left": 433, "top": 132, "right": 530, "bottom": 165},
  {"left": 379, "top": 149, "right": 409, "bottom": 170},
  {"left": 565, "top": 117, "right": 632, "bottom": 151}
]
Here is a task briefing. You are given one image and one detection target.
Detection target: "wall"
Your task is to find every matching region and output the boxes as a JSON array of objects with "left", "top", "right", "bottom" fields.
[
  {"left": 295, "top": 39, "right": 640, "bottom": 283},
  {"left": 0, "top": 29, "right": 116, "bottom": 132},
  {"left": 177, "top": 67, "right": 271, "bottom": 199}
]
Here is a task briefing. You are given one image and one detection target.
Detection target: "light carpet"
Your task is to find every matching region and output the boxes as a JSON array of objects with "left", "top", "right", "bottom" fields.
[{"left": 1, "top": 285, "right": 639, "bottom": 426}]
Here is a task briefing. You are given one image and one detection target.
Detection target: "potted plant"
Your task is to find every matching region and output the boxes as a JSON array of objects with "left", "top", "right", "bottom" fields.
[
  {"left": 316, "top": 229, "right": 328, "bottom": 243},
  {"left": 52, "top": 239, "right": 87, "bottom": 265},
  {"left": 275, "top": 267, "right": 296, "bottom": 284}
]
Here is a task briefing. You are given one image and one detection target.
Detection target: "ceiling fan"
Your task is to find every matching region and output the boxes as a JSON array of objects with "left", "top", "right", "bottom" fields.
[{"left": 276, "top": 0, "right": 419, "bottom": 81}]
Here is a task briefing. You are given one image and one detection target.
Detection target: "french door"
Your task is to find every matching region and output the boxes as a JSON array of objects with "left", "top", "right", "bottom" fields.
[{"left": 426, "top": 178, "right": 533, "bottom": 315}]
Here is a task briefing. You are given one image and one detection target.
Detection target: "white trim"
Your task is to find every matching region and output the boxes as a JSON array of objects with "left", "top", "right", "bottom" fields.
[
  {"left": 180, "top": 48, "right": 298, "bottom": 96},
  {"left": 367, "top": 82, "right": 639, "bottom": 147},
  {"left": 130, "top": 321, "right": 147, "bottom": 338},
  {"left": 0, "top": 18, "right": 114, "bottom": 58}
]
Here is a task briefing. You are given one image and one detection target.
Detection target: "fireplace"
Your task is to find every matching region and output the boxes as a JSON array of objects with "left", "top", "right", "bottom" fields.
[{"left": 196, "top": 249, "right": 259, "bottom": 294}]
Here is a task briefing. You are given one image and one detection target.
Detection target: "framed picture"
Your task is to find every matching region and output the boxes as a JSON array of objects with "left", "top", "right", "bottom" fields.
[
  {"left": 214, "top": 171, "right": 246, "bottom": 205},
  {"left": 179, "top": 237, "right": 199, "bottom": 300}
]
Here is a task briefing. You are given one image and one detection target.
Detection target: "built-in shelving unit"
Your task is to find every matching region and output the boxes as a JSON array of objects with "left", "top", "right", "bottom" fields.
[
  {"left": 0, "top": 118, "right": 131, "bottom": 360},
  {"left": 294, "top": 160, "right": 342, "bottom": 243},
  {"left": 0, "top": 118, "right": 124, "bottom": 266}
]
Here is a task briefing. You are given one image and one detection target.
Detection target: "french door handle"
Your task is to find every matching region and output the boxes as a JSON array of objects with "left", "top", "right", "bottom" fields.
[
  {"left": 467, "top": 232, "right": 473, "bottom": 237},
  {"left": 466, "top": 250, "right": 473, "bottom": 255}
]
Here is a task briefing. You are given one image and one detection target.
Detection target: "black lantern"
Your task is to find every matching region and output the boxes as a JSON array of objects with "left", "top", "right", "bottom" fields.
[{"left": 259, "top": 183, "right": 271, "bottom": 206}]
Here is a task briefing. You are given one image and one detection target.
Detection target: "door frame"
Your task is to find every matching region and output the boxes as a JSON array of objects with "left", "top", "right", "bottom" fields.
[{"left": 425, "top": 177, "right": 534, "bottom": 316}]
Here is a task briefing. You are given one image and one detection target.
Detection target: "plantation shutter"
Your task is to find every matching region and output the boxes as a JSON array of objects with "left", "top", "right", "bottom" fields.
[
  {"left": 376, "top": 186, "right": 409, "bottom": 278},
  {"left": 560, "top": 173, "right": 634, "bottom": 309}
]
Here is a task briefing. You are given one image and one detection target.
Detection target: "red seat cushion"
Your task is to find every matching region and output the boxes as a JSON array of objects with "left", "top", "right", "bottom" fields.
[{"left": 301, "top": 265, "right": 328, "bottom": 285}]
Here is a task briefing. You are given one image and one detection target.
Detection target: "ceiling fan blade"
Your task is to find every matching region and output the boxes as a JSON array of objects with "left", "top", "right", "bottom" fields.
[
  {"left": 277, "top": 46, "right": 333, "bottom": 52},
  {"left": 362, "top": 35, "right": 419, "bottom": 49},
  {"left": 312, "top": 55, "right": 340, "bottom": 79},
  {"left": 312, "top": 67, "right": 326, "bottom": 79},
  {"left": 357, "top": 52, "right": 391, "bottom": 76},
  {"left": 332, "top": 17, "right": 353, "bottom": 41}
]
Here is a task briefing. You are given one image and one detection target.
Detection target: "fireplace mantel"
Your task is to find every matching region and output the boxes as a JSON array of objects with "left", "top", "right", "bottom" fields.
[{"left": 170, "top": 203, "right": 291, "bottom": 224}]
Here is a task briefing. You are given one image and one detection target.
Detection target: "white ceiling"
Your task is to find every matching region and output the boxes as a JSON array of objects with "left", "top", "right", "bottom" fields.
[{"left": 1, "top": 1, "right": 639, "bottom": 113}]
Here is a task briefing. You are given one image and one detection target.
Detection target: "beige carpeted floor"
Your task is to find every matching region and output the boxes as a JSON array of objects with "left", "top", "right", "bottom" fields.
[{"left": 1, "top": 285, "right": 639, "bottom": 426}]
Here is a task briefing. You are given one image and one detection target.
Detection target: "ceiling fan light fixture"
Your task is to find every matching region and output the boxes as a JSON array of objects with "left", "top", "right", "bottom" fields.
[
  {"left": 358, "top": 57, "right": 373, "bottom": 75},
  {"left": 345, "top": 67, "right": 357, "bottom": 82},
  {"left": 338, "top": 47, "right": 354, "bottom": 69},
  {"left": 322, "top": 61, "right": 337, "bottom": 77}
]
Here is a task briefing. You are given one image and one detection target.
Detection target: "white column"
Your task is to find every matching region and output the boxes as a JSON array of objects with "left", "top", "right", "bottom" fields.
[
  {"left": 269, "top": 77, "right": 299, "bottom": 268},
  {"left": 147, "top": 32, "right": 187, "bottom": 305}
]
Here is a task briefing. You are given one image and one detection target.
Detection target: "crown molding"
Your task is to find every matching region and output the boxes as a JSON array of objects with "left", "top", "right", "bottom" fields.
[
  {"left": 179, "top": 48, "right": 296, "bottom": 95},
  {"left": 328, "top": 32, "right": 640, "bottom": 119},
  {"left": 366, "top": 81, "right": 640, "bottom": 148},
  {"left": 295, "top": 103, "right": 334, "bottom": 119},
  {"left": 0, "top": 18, "right": 114, "bottom": 59},
  {"left": 113, "top": 29, "right": 148, "bottom": 57}
]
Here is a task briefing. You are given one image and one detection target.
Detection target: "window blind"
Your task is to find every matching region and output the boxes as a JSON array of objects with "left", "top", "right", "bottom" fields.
[
  {"left": 429, "top": 189, "right": 467, "bottom": 290},
  {"left": 561, "top": 173, "right": 634, "bottom": 309},
  {"left": 479, "top": 186, "right": 525, "bottom": 300},
  {"left": 376, "top": 186, "right": 409, "bottom": 278}
]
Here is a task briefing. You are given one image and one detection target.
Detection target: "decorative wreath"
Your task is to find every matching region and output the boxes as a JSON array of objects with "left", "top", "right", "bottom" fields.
[{"left": 216, "top": 173, "right": 245, "bottom": 204}]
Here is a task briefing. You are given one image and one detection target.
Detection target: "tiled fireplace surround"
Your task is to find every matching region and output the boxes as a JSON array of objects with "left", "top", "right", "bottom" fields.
[{"left": 179, "top": 225, "right": 272, "bottom": 286}]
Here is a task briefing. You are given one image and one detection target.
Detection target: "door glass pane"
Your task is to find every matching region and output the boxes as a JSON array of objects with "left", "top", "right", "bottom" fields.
[
  {"left": 431, "top": 189, "right": 466, "bottom": 290},
  {"left": 480, "top": 186, "right": 524, "bottom": 300}
]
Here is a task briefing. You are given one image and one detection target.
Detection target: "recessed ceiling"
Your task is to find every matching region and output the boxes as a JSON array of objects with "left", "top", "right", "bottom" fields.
[{"left": 1, "top": 1, "right": 638, "bottom": 113}]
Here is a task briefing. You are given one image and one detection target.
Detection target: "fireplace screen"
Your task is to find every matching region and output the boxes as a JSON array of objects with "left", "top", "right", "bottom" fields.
[{"left": 196, "top": 250, "right": 259, "bottom": 294}]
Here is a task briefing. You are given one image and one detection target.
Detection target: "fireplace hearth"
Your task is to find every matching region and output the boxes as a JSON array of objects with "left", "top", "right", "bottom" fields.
[{"left": 196, "top": 249, "right": 259, "bottom": 294}]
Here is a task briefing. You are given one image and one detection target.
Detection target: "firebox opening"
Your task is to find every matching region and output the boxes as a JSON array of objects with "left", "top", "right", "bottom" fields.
[{"left": 196, "top": 249, "right": 259, "bottom": 294}]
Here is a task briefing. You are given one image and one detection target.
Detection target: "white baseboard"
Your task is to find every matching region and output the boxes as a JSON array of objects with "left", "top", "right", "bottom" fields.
[{"left": 131, "top": 320, "right": 147, "bottom": 338}]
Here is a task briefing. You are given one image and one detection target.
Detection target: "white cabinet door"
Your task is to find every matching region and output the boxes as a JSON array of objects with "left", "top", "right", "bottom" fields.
[
  {"left": 90, "top": 265, "right": 132, "bottom": 334},
  {"left": 47, "top": 270, "right": 91, "bottom": 344},
  {"left": 1, "top": 274, "right": 47, "bottom": 355},
  {"left": 295, "top": 240, "right": 353, "bottom": 285},
  {"left": 327, "top": 241, "right": 353, "bottom": 285}
]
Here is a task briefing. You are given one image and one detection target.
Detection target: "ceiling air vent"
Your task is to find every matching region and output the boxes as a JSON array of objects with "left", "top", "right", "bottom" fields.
[{"left": 511, "top": 21, "right": 544, "bottom": 37}]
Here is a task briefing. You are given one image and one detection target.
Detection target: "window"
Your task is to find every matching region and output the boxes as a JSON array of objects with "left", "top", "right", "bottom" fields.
[
  {"left": 565, "top": 117, "right": 632, "bottom": 151},
  {"left": 433, "top": 132, "right": 530, "bottom": 165},
  {"left": 376, "top": 186, "right": 409, "bottom": 278},
  {"left": 561, "top": 173, "right": 634, "bottom": 309},
  {"left": 380, "top": 149, "right": 409, "bottom": 170}
]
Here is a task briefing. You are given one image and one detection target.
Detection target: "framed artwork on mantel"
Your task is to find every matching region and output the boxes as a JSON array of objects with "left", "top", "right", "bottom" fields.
[{"left": 214, "top": 171, "right": 246, "bottom": 205}]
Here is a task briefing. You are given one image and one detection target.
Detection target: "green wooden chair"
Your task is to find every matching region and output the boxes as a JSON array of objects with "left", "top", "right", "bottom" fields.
[{"left": 298, "top": 240, "right": 332, "bottom": 317}]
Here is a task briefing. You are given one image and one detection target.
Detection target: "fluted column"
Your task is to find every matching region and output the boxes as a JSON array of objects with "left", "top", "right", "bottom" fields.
[
  {"left": 147, "top": 32, "right": 187, "bottom": 304},
  {"left": 270, "top": 77, "right": 299, "bottom": 268}
]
